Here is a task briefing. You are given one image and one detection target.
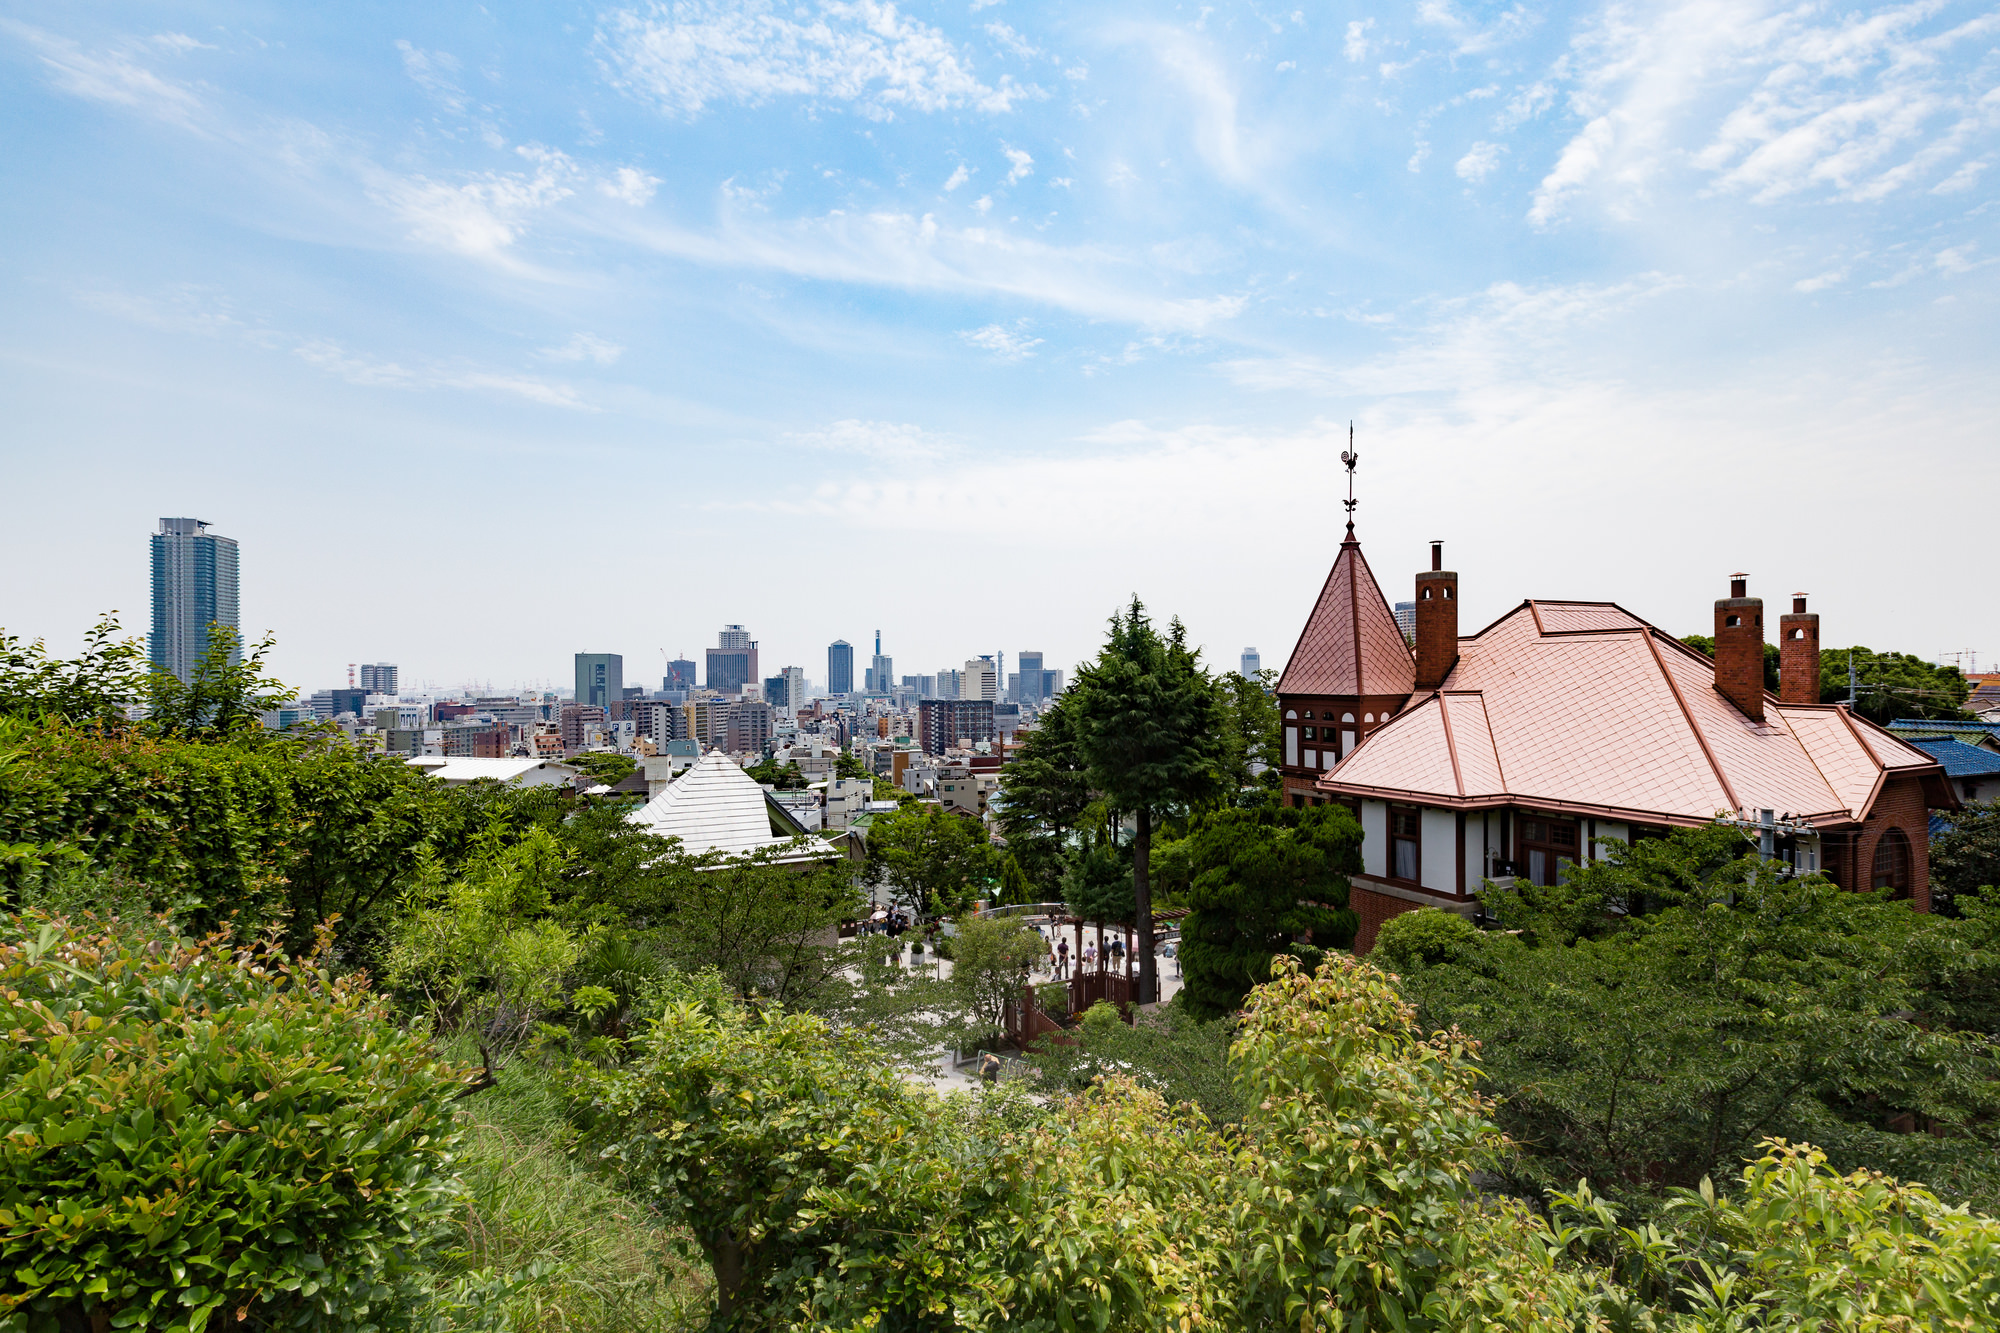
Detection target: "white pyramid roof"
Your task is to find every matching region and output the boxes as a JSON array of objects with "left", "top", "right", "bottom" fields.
[{"left": 626, "top": 749, "right": 836, "bottom": 862}]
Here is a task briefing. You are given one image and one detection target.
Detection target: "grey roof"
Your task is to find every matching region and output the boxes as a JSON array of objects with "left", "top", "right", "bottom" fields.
[{"left": 627, "top": 749, "right": 836, "bottom": 861}]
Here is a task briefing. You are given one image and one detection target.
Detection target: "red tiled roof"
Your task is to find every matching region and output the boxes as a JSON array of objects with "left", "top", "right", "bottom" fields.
[
  {"left": 1321, "top": 600, "right": 1943, "bottom": 827},
  {"left": 1276, "top": 537, "right": 1416, "bottom": 698}
]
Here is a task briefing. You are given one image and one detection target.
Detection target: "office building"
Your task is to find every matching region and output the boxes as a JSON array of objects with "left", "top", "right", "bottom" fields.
[
  {"left": 707, "top": 625, "right": 758, "bottom": 695},
  {"left": 963, "top": 656, "right": 998, "bottom": 702},
  {"left": 358, "top": 663, "right": 398, "bottom": 695},
  {"left": 782, "top": 665, "right": 806, "bottom": 708},
  {"left": 574, "top": 653, "right": 623, "bottom": 709},
  {"left": 917, "top": 698, "right": 995, "bottom": 755},
  {"left": 1043, "top": 668, "right": 1064, "bottom": 698},
  {"left": 559, "top": 704, "right": 605, "bottom": 751},
  {"left": 828, "top": 640, "right": 854, "bottom": 695},
  {"left": 1392, "top": 603, "right": 1417, "bottom": 646},
  {"left": 1241, "top": 648, "right": 1262, "bottom": 677},
  {"left": 663, "top": 657, "right": 697, "bottom": 692},
  {"left": 726, "top": 699, "right": 775, "bottom": 755},
  {"left": 149, "top": 518, "right": 239, "bottom": 684},
  {"left": 867, "top": 630, "right": 893, "bottom": 697},
  {"left": 1017, "top": 650, "right": 1044, "bottom": 705},
  {"left": 903, "top": 674, "right": 936, "bottom": 699}
]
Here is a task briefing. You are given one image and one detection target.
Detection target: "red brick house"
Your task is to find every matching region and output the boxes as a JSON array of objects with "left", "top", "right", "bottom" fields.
[{"left": 1278, "top": 530, "right": 1957, "bottom": 952}]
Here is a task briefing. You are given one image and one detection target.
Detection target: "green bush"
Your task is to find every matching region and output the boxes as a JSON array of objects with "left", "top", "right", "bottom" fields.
[
  {"left": 0, "top": 914, "right": 470, "bottom": 1333},
  {"left": 1372, "top": 906, "right": 1478, "bottom": 973}
]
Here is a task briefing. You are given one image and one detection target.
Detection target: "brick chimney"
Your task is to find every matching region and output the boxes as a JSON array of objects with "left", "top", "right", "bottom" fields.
[
  {"left": 1779, "top": 593, "right": 1820, "bottom": 706},
  {"left": 1713, "top": 574, "right": 1765, "bottom": 722},
  {"left": 1414, "top": 540, "right": 1458, "bottom": 691}
]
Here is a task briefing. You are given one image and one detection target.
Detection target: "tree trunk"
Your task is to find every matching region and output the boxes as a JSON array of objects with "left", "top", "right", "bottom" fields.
[
  {"left": 709, "top": 1231, "right": 747, "bottom": 1324},
  {"left": 1134, "top": 806, "right": 1155, "bottom": 1004}
]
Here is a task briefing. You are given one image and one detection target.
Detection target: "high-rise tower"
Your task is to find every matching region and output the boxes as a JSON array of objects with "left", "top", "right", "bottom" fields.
[{"left": 149, "top": 518, "right": 239, "bottom": 684}]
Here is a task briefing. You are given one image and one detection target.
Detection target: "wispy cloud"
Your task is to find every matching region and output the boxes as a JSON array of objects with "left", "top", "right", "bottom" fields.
[
  {"left": 9, "top": 22, "right": 206, "bottom": 128},
  {"left": 959, "top": 321, "right": 1042, "bottom": 359},
  {"left": 396, "top": 40, "right": 466, "bottom": 113},
  {"left": 786, "top": 418, "right": 952, "bottom": 460},
  {"left": 1530, "top": 0, "right": 2000, "bottom": 226},
  {"left": 541, "top": 333, "right": 625, "bottom": 363},
  {"left": 598, "top": 0, "right": 1044, "bottom": 120},
  {"left": 1455, "top": 140, "right": 1505, "bottom": 183},
  {"left": 370, "top": 144, "right": 579, "bottom": 263},
  {"left": 1003, "top": 144, "right": 1033, "bottom": 183}
]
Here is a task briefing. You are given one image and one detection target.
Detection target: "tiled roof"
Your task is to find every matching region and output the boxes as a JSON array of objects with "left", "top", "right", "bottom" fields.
[
  {"left": 1322, "top": 600, "right": 1944, "bottom": 826},
  {"left": 1276, "top": 536, "right": 1416, "bottom": 698},
  {"left": 627, "top": 749, "right": 837, "bottom": 861},
  {"left": 1887, "top": 720, "right": 2000, "bottom": 752},
  {"left": 1910, "top": 738, "right": 2000, "bottom": 778}
]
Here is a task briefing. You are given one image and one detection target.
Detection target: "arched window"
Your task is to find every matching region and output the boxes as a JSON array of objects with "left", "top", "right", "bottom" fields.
[
  {"left": 1341, "top": 712, "right": 1355, "bottom": 723},
  {"left": 1725, "top": 615, "right": 1741, "bottom": 627},
  {"left": 1421, "top": 587, "right": 1433, "bottom": 600},
  {"left": 1871, "top": 828, "right": 1911, "bottom": 898},
  {"left": 1443, "top": 586, "right": 1453, "bottom": 600},
  {"left": 1788, "top": 628, "right": 1804, "bottom": 640},
  {"left": 1364, "top": 713, "right": 1374, "bottom": 723},
  {"left": 1285, "top": 710, "right": 1297, "bottom": 719}
]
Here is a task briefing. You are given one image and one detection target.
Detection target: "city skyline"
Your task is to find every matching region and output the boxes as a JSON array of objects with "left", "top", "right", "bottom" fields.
[{"left": 3, "top": 1, "right": 1995, "bottom": 686}]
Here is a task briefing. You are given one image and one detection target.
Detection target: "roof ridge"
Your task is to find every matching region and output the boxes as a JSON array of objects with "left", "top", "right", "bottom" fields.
[{"left": 1642, "top": 626, "right": 1740, "bottom": 813}]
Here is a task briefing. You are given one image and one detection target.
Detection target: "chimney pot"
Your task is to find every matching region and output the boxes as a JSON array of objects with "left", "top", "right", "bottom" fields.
[
  {"left": 1431, "top": 540, "right": 1443, "bottom": 572},
  {"left": 1730, "top": 574, "right": 1748, "bottom": 598},
  {"left": 1792, "top": 594, "right": 1807, "bottom": 613}
]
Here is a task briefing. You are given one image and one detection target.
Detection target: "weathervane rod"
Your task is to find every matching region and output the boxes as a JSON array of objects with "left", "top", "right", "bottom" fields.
[{"left": 1340, "top": 420, "right": 1359, "bottom": 538}]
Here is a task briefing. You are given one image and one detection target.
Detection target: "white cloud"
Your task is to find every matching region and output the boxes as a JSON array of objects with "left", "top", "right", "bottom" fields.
[
  {"left": 984, "top": 21, "right": 1037, "bottom": 58},
  {"left": 1003, "top": 144, "right": 1033, "bottom": 184},
  {"left": 598, "top": 0, "right": 1044, "bottom": 120},
  {"left": 787, "top": 419, "right": 951, "bottom": 460},
  {"left": 959, "top": 322, "right": 1043, "bottom": 359},
  {"left": 1793, "top": 267, "right": 1847, "bottom": 292},
  {"left": 943, "top": 163, "right": 971, "bottom": 190},
  {"left": 1455, "top": 140, "right": 1505, "bottom": 182},
  {"left": 1415, "top": 0, "right": 1535, "bottom": 55},
  {"left": 1931, "top": 159, "right": 1987, "bottom": 194},
  {"left": 974, "top": 194, "right": 994, "bottom": 212},
  {"left": 1531, "top": 0, "right": 2000, "bottom": 225},
  {"left": 11, "top": 23, "right": 205, "bottom": 127},
  {"left": 1344, "top": 18, "right": 1375, "bottom": 63},
  {"left": 600, "top": 165, "right": 660, "bottom": 204},
  {"left": 396, "top": 40, "right": 466, "bottom": 113},
  {"left": 151, "top": 33, "right": 214, "bottom": 53},
  {"left": 295, "top": 340, "right": 590, "bottom": 407},
  {"left": 373, "top": 143, "right": 578, "bottom": 260},
  {"left": 541, "top": 333, "right": 625, "bottom": 363}
]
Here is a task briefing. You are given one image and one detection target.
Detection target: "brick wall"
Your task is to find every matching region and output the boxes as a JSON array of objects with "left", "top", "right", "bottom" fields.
[{"left": 1854, "top": 773, "right": 1932, "bottom": 913}]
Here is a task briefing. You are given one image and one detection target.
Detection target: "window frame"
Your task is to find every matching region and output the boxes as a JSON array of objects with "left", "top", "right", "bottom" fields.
[{"left": 1389, "top": 805, "right": 1423, "bottom": 885}]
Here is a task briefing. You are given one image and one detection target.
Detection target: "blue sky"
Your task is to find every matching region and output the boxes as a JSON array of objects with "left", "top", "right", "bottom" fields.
[{"left": 2, "top": 0, "right": 1996, "bottom": 692}]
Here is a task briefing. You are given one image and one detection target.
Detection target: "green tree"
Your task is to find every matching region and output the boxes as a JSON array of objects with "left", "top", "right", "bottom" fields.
[
  {"left": 648, "top": 847, "right": 863, "bottom": 1007},
  {"left": 1177, "top": 805, "right": 1360, "bottom": 1021},
  {"left": 1217, "top": 668, "right": 1282, "bottom": 797},
  {"left": 994, "top": 697, "right": 1091, "bottom": 899},
  {"left": 1679, "top": 633, "right": 1779, "bottom": 692},
  {"left": 834, "top": 748, "right": 870, "bottom": 780},
  {"left": 0, "top": 613, "right": 148, "bottom": 727},
  {"left": 143, "top": 625, "right": 298, "bottom": 742},
  {"left": 568, "top": 750, "right": 637, "bottom": 786},
  {"left": 865, "top": 802, "right": 1000, "bottom": 920},
  {"left": 1822, "top": 645, "right": 1970, "bottom": 722},
  {"left": 1029, "top": 999, "right": 1245, "bottom": 1123},
  {"left": 743, "top": 757, "right": 806, "bottom": 789},
  {"left": 1373, "top": 905, "right": 1479, "bottom": 973},
  {"left": 1405, "top": 828, "right": 2000, "bottom": 1210},
  {"left": 1931, "top": 800, "right": 2000, "bottom": 917},
  {"left": 944, "top": 914, "right": 1046, "bottom": 1041},
  {"left": 1, "top": 914, "right": 469, "bottom": 1333},
  {"left": 1069, "top": 598, "right": 1228, "bottom": 1004}
]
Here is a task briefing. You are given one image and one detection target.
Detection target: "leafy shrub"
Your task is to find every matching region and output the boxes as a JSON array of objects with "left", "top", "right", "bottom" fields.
[
  {"left": 1372, "top": 906, "right": 1478, "bottom": 973},
  {"left": 0, "top": 915, "right": 469, "bottom": 1333}
]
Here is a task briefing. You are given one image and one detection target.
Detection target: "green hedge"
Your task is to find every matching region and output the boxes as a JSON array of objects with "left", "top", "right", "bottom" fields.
[{"left": 0, "top": 915, "right": 469, "bottom": 1333}]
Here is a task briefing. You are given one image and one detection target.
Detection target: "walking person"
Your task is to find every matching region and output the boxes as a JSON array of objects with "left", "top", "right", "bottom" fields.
[{"left": 1056, "top": 936, "right": 1069, "bottom": 979}]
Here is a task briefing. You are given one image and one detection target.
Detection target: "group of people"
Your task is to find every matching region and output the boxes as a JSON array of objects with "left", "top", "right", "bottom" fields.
[{"left": 1028, "top": 924, "right": 1180, "bottom": 981}]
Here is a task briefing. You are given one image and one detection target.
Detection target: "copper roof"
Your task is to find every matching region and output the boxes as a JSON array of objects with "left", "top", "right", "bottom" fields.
[
  {"left": 1276, "top": 537, "right": 1416, "bottom": 698},
  {"left": 1321, "top": 599, "right": 1943, "bottom": 826}
]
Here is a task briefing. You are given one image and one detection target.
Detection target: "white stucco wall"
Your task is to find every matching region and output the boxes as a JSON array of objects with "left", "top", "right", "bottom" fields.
[
  {"left": 1592, "top": 820, "right": 1628, "bottom": 860},
  {"left": 1360, "top": 800, "right": 1387, "bottom": 879},
  {"left": 1422, "top": 808, "right": 1458, "bottom": 894}
]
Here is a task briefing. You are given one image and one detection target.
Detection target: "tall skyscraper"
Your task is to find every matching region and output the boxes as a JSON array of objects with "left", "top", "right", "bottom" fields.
[
  {"left": 868, "top": 630, "right": 892, "bottom": 698},
  {"left": 1392, "top": 603, "right": 1417, "bottom": 646},
  {"left": 1017, "top": 650, "right": 1044, "bottom": 705},
  {"left": 358, "top": 663, "right": 398, "bottom": 695},
  {"left": 782, "top": 665, "right": 807, "bottom": 708},
  {"left": 707, "top": 625, "right": 758, "bottom": 694},
  {"left": 574, "top": 653, "right": 623, "bottom": 708},
  {"left": 662, "top": 657, "right": 696, "bottom": 692},
  {"left": 963, "top": 656, "right": 998, "bottom": 702},
  {"left": 1240, "top": 648, "right": 1262, "bottom": 677},
  {"left": 149, "top": 518, "right": 239, "bottom": 684},
  {"left": 827, "top": 639, "right": 854, "bottom": 695}
]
